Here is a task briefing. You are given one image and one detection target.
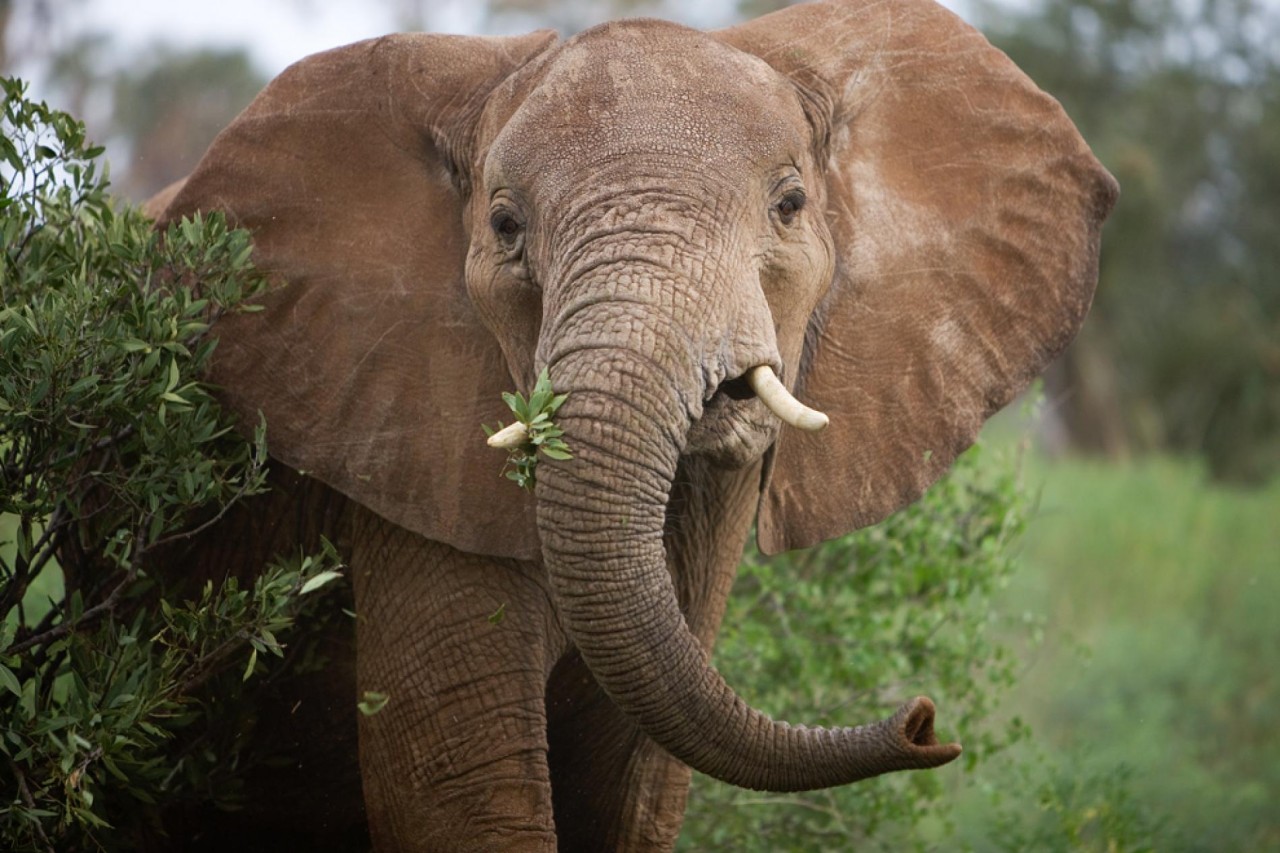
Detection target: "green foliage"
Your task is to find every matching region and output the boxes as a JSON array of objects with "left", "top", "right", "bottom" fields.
[
  {"left": 683, "top": 444, "right": 1278, "bottom": 851},
  {"left": 681, "top": 442, "right": 1036, "bottom": 851},
  {"left": 982, "top": 759, "right": 1164, "bottom": 853},
  {"left": 0, "top": 78, "right": 344, "bottom": 851},
  {"left": 356, "top": 690, "right": 390, "bottom": 718},
  {"left": 485, "top": 367, "right": 571, "bottom": 491},
  {"left": 956, "top": 454, "right": 1280, "bottom": 851}
]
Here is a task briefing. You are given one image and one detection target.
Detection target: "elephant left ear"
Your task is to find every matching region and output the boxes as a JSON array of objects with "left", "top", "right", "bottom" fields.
[
  {"left": 154, "top": 31, "right": 557, "bottom": 561},
  {"left": 716, "top": 0, "right": 1118, "bottom": 554}
]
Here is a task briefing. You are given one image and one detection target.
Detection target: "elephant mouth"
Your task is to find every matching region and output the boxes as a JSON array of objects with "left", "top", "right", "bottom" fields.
[
  {"left": 717, "top": 374, "right": 755, "bottom": 401},
  {"left": 686, "top": 374, "right": 779, "bottom": 468}
]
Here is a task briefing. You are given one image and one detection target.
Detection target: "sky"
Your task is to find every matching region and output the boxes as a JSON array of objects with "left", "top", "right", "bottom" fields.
[
  {"left": 14, "top": 1, "right": 418, "bottom": 87},
  {"left": 69, "top": 0, "right": 484, "bottom": 72},
  {"left": 11, "top": 0, "right": 975, "bottom": 95},
  {"left": 13, "top": 0, "right": 750, "bottom": 87}
]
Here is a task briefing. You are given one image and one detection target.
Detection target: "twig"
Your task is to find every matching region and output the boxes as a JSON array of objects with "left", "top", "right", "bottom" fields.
[
  {"left": 143, "top": 464, "right": 265, "bottom": 551},
  {"left": 8, "top": 449, "right": 262, "bottom": 658},
  {"left": 8, "top": 757, "right": 57, "bottom": 853},
  {"left": 0, "top": 507, "right": 65, "bottom": 617},
  {"left": 19, "top": 505, "right": 69, "bottom": 583},
  {"left": 11, "top": 599, "right": 63, "bottom": 653},
  {"left": 0, "top": 426, "right": 136, "bottom": 495},
  {"left": 7, "top": 559, "right": 137, "bottom": 657},
  {"left": 4, "top": 221, "right": 44, "bottom": 274},
  {"left": 168, "top": 632, "right": 253, "bottom": 699}
]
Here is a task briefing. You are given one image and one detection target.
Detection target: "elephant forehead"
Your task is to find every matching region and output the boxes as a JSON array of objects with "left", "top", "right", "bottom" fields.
[{"left": 489, "top": 20, "right": 803, "bottom": 182}]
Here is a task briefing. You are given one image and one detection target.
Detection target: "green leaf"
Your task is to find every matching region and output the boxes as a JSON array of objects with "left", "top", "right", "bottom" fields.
[
  {"left": 67, "top": 373, "right": 100, "bottom": 394},
  {"left": 102, "top": 754, "right": 129, "bottom": 783},
  {"left": 488, "top": 603, "right": 506, "bottom": 625},
  {"left": 299, "top": 570, "right": 342, "bottom": 595},
  {"left": 242, "top": 646, "right": 258, "bottom": 682},
  {"left": 357, "top": 691, "right": 390, "bottom": 716},
  {"left": 165, "top": 356, "right": 180, "bottom": 392},
  {"left": 490, "top": 369, "right": 571, "bottom": 490},
  {"left": 261, "top": 627, "right": 283, "bottom": 655},
  {"left": 0, "top": 664, "right": 21, "bottom": 698}
]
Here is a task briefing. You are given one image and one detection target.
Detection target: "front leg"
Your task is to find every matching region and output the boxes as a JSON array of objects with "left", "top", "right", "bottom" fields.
[
  {"left": 546, "top": 461, "right": 762, "bottom": 852},
  {"left": 546, "top": 653, "right": 691, "bottom": 852},
  {"left": 351, "top": 506, "right": 567, "bottom": 852}
]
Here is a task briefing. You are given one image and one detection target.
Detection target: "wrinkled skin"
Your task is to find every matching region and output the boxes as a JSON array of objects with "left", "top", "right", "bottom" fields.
[{"left": 151, "top": 2, "right": 1117, "bottom": 850}]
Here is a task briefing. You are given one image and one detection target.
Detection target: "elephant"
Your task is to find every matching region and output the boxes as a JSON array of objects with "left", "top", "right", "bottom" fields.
[{"left": 146, "top": 0, "right": 1117, "bottom": 850}]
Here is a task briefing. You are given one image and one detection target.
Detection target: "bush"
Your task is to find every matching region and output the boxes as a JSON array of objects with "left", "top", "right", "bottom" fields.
[
  {"left": 0, "top": 78, "right": 342, "bottom": 851},
  {"left": 681, "top": 440, "right": 1038, "bottom": 851}
]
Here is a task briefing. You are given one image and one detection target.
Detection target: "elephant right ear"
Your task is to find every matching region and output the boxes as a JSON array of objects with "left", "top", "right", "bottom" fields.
[
  {"left": 718, "top": 0, "right": 1118, "bottom": 554},
  {"left": 156, "top": 32, "right": 557, "bottom": 561}
]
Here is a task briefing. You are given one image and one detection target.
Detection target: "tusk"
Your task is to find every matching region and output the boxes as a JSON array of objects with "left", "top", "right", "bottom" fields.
[
  {"left": 746, "top": 365, "right": 829, "bottom": 432},
  {"left": 487, "top": 421, "right": 529, "bottom": 449}
]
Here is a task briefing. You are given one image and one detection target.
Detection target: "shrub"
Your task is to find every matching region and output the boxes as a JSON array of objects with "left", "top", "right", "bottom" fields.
[
  {"left": 681, "top": 440, "right": 1037, "bottom": 851},
  {"left": 0, "top": 78, "right": 342, "bottom": 851}
]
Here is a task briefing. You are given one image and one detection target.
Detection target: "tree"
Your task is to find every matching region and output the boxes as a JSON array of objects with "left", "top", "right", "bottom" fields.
[
  {"left": 107, "top": 48, "right": 266, "bottom": 200},
  {"left": 40, "top": 41, "right": 266, "bottom": 203},
  {"left": 977, "top": 0, "right": 1280, "bottom": 483}
]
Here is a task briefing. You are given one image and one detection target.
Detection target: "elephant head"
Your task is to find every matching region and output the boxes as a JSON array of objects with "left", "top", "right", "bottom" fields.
[{"left": 156, "top": 0, "right": 1116, "bottom": 793}]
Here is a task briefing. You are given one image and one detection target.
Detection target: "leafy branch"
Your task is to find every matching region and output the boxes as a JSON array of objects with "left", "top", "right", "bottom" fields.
[{"left": 484, "top": 367, "right": 571, "bottom": 491}]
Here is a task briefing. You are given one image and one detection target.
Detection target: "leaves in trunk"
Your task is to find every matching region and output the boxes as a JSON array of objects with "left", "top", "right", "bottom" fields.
[{"left": 484, "top": 367, "right": 571, "bottom": 491}]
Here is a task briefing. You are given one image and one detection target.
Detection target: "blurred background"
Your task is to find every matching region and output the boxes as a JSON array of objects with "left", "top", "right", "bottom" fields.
[{"left": 4, "top": 0, "right": 1276, "bottom": 848}]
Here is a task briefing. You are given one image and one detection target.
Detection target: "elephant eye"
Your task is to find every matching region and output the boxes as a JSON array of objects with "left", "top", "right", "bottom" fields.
[
  {"left": 490, "top": 209, "right": 523, "bottom": 243},
  {"left": 775, "top": 191, "right": 806, "bottom": 225}
]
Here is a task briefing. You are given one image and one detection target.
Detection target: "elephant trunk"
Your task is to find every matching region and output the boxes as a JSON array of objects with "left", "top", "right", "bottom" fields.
[{"left": 535, "top": 328, "right": 961, "bottom": 792}]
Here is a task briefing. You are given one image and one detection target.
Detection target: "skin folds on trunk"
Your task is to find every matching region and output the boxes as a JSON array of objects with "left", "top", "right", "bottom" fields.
[{"left": 535, "top": 346, "right": 962, "bottom": 792}]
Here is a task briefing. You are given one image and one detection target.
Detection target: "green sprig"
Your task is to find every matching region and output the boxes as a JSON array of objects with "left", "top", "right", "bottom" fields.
[{"left": 483, "top": 367, "right": 571, "bottom": 491}]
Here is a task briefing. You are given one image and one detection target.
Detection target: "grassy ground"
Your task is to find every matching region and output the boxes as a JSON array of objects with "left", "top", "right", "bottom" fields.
[{"left": 950, "top": 453, "right": 1280, "bottom": 850}]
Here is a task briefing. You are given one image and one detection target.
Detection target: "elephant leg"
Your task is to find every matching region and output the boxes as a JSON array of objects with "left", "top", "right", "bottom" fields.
[
  {"left": 350, "top": 506, "right": 566, "bottom": 852},
  {"left": 546, "top": 460, "right": 761, "bottom": 852},
  {"left": 546, "top": 651, "right": 693, "bottom": 852}
]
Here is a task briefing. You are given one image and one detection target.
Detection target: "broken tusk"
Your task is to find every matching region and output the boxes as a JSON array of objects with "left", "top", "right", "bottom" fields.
[
  {"left": 487, "top": 421, "right": 529, "bottom": 449},
  {"left": 746, "top": 365, "right": 829, "bottom": 432}
]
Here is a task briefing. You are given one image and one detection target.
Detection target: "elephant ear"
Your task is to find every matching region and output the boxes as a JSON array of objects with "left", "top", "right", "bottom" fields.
[
  {"left": 717, "top": 0, "right": 1118, "bottom": 554},
  {"left": 156, "top": 31, "right": 557, "bottom": 560}
]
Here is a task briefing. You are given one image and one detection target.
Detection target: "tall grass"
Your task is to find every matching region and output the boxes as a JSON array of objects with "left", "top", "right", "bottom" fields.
[{"left": 956, "top": 454, "right": 1280, "bottom": 850}]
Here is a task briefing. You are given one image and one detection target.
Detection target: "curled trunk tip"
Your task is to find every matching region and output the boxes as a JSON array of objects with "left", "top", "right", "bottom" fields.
[
  {"left": 891, "top": 696, "right": 963, "bottom": 766},
  {"left": 747, "top": 365, "right": 829, "bottom": 431}
]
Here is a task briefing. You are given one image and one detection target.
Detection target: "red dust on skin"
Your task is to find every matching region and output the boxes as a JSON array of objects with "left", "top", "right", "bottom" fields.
[{"left": 151, "top": 0, "right": 1115, "bottom": 847}]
